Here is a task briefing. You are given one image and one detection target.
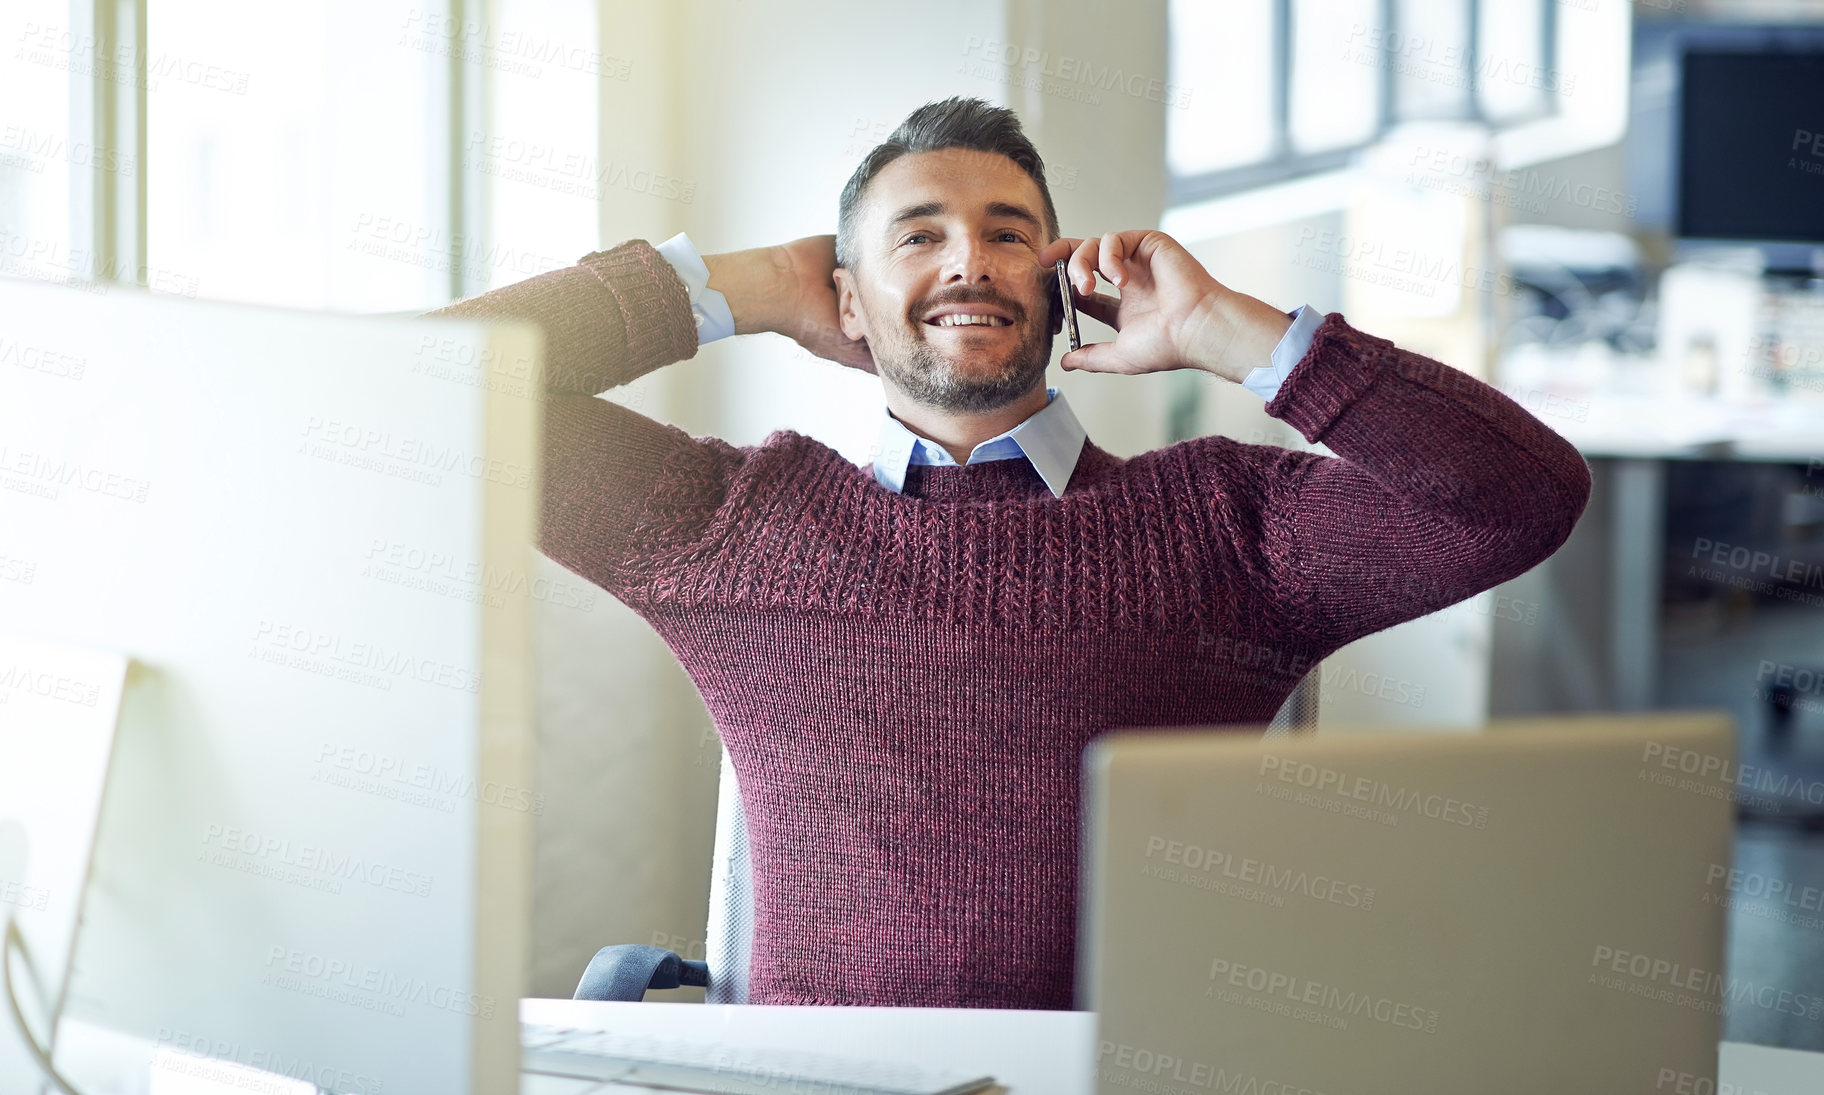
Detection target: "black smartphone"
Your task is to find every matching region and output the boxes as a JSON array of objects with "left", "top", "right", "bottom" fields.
[{"left": 1054, "top": 258, "right": 1081, "bottom": 352}]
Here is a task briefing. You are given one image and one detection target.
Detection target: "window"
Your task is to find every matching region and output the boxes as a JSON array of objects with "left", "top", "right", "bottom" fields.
[
  {"left": 1168, "top": 0, "right": 1558, "bottom": 203},
  {"left": 148, "top": 0, "right": 450, "bottom": 311},
  {"left": 1, "top": 0, "right": 598, "bottom": 312},
  {"left": 1, "top": 2, "right": 78, "bottom": 286}
]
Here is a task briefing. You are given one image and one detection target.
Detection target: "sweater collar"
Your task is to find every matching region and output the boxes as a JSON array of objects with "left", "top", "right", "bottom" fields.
[{"left": 870, "top": 386, "right": 1088, "bottom": 499}]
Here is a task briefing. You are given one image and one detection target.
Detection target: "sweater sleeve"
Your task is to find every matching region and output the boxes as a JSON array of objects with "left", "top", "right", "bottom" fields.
[
  {"left": 1223, "top": 311, "right": 1592, "bottom": 653},
  {"left": 422, "top": 238, "right": 746, "bottom": 598}
]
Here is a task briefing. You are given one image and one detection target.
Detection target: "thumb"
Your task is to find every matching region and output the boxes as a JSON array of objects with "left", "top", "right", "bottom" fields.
[{"left": 1060, "top": 340, "right": 1133, "bottom": 374}]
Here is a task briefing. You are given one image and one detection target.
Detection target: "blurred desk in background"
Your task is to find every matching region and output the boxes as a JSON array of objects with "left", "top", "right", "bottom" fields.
[{"left": 1497, "top": 345, "right": 1824, "bottom": 711}]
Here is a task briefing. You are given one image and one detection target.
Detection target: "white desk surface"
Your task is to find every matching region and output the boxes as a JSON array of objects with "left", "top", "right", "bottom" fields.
[
  {"left": 518, "top": 999, "right": 1824, "bottom": 1095},
  {"left": 518, "top": 998, "right": 1093, "bottom": 1095},
  {"left": 48, "top": 1001, "right": 1824, "bottom": 1094},
  {"left": 1545, "top": 389, "right": 1824, "bottom": 461}
]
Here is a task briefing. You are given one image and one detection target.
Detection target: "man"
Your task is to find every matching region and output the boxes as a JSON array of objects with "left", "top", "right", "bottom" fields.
[{"left": 430, "top": 96, "right": 1591, "bottom": 1010}]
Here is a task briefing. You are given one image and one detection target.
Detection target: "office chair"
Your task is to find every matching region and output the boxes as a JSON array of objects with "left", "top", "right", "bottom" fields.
[{"left": 574, "top": 673, "right": 1322, "bottom": 1003}]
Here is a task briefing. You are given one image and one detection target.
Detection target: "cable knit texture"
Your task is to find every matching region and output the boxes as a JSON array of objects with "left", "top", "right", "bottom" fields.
[{"left": 428, "top": 239, "right": 1593, "bottom": 1010}]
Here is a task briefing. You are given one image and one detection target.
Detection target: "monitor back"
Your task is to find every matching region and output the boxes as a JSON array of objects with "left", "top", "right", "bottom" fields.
[
  {"left": 0, "top": 276, "right": 541, "bottom": 1095},
  {"left": 1081, "top": 713, "right": 1736, "bottom": 1095}
]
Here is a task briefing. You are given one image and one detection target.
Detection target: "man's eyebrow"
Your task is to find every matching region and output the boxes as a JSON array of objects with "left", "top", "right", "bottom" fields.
[
  {"left": 884, "top": 200, "right": 1044, "bottom": 231},
  {"left": 887, "top": 200, "right": 945, "bottom": 228},
  {"left": 985, "top": 201, "right": 1043, "bottom": 230}
]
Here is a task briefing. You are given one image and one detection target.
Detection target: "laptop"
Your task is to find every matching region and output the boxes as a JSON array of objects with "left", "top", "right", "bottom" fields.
[{"left": 1079, "top": 712, "right": 1737, "bottom": 1095}]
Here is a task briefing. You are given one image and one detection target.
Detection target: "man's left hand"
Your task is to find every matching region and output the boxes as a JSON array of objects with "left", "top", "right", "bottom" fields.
[{"left": 1037, "top": 230, "right": 1293, "bottom": 384}]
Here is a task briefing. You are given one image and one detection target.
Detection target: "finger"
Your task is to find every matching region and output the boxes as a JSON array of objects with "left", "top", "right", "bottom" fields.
[
  {"left": 1069, "top": 236, "right": 1101, "bottom": 297},
  {"left": 1037, "top": 237, "right": 1080, "bottom": 267},
  {"left": 1073, "top": 289, "right": 1121, "bottom": 329},
  {"left": 1099, "top": 231, "right": 1126, "bottom": 289}
]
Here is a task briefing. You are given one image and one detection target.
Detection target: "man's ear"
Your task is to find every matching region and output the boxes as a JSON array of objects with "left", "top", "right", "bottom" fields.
[{"left": 833, "top": 266, "right": 869, "bottom": 342}]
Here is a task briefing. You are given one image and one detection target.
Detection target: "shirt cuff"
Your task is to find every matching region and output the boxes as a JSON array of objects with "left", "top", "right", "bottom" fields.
[
  {"left": 1240, "top": 304, "right": 1323, "bottom": 403},
  {"left": 654, "top": 231, "right": 737, "bottom": 345}
]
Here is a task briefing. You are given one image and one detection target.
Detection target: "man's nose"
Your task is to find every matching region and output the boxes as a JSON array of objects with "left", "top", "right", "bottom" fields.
[{"left": 939, "top": 235, "right": 994, "bottom": 284}]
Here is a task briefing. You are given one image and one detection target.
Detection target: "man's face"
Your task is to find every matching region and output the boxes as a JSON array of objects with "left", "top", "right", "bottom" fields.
[{"left": 834, "top": 148, "right": 1058, "bottom": 415}]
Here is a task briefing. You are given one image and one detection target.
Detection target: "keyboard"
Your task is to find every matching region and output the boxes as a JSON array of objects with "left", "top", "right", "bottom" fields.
[{"left": 521, "top": 1022, "right": 999, "bottom": 1095}]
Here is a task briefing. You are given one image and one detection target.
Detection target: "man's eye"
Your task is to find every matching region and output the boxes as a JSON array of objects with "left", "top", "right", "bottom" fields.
[
  {"left": 998, "top": 232, "right": 1025, "bottom": 243},
  {"left": 903, "top": 233, "right": 932, "bottom": 245}
]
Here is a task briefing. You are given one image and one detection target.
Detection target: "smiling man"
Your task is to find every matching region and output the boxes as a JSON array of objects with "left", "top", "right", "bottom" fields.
[{"left": 428, "top": 96, "right": 1592, "bottom": 1010}]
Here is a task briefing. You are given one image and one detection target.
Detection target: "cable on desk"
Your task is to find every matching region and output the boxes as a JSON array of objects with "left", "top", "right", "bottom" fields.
[{"left": 4, "top": 916, "right": 87, "bottom": 1095}]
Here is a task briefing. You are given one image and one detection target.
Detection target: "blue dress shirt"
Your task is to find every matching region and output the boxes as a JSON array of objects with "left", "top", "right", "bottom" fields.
[{"left": 654, "top": 232, "right": 1325, "bottom": 498}]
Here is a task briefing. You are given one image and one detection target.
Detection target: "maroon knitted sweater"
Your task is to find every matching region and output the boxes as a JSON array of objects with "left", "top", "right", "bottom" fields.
[{"left": 431, "top": 239, "right": 1591, "bottom": 1011}]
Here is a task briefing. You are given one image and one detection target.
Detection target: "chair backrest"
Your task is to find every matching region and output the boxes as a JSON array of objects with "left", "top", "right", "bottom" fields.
[{"left": 701, "top": 672, "right": 1321, "bottom": 1003}]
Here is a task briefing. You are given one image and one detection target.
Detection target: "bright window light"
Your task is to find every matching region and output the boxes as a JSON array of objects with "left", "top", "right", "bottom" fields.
[
  {"left": 1168, "top": 0, "right": 1276, "bottom": 176},
  {"left": 0, "top": 2, "right": 75, "bottom": 286},
  {"left": 148, "top": 0, "right": 448, "bottom": 311}
]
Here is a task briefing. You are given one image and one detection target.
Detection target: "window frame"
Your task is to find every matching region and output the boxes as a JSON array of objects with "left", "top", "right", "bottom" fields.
[
  {"left": 63, "top": 0, "right": 483, "bottom": 302},
  {"left": 1167, "top": 0, "right": 1561, "bottom": 207}
]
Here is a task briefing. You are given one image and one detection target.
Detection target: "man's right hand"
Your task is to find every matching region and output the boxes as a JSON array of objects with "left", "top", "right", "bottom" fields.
[{"left": 703, "top": 235, "right": 876, "bottom": 375}]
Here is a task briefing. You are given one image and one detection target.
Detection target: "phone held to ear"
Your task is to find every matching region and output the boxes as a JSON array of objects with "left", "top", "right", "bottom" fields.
[{"left": 1054, "top": 258, "right": 1081, "bottom": 352}]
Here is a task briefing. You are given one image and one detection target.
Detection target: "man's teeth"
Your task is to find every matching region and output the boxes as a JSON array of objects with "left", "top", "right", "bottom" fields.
[{"left": 933, "top": 314, "right": 1010, "bottom": 327}]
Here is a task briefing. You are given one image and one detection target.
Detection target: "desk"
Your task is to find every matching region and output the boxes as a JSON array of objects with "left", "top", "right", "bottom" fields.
[
  {"left": 519, "top": 999, "right": 1824, "bottom": 1095},
  {"left": 1536, "top": 389, "right": 1824, "bottom": 711},
  {"left": 518, "top": 999, "right": 1093, "bottom": 1094},
  {"left": 48, "top": 1003, "right": 1824, "bottom": 1093}
]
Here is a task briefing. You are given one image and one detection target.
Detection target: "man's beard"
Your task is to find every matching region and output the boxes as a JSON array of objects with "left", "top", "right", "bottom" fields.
[{"left": 870, "top": 292, "right": 1055, "bottom": 415}]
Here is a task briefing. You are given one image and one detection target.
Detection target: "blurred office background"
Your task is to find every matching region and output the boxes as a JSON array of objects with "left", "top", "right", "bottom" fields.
[{"left": 4, "top": 0, "right": 1823, "bottom": 1048}]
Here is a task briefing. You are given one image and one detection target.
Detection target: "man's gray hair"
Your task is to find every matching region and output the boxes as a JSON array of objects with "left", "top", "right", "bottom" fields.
[{"left": 835, "top": 96, "right": 1060, "bottom": 270}]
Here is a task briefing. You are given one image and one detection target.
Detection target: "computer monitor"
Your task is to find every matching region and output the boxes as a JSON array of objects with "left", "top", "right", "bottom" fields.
[
  {"left": 0, "top": 275, "right": 542, "bottom": 1094},
  {"left": 1679, "top": 50, "right": 1824, "bottom": 249},
  {"left": 1629, "top": 21, "right": 1824, "bottom": 273}
]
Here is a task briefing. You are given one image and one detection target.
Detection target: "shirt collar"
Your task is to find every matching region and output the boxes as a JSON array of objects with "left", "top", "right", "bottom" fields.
[{"left": 870, "top": 386, "right": 1088, "bottom": 499}]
